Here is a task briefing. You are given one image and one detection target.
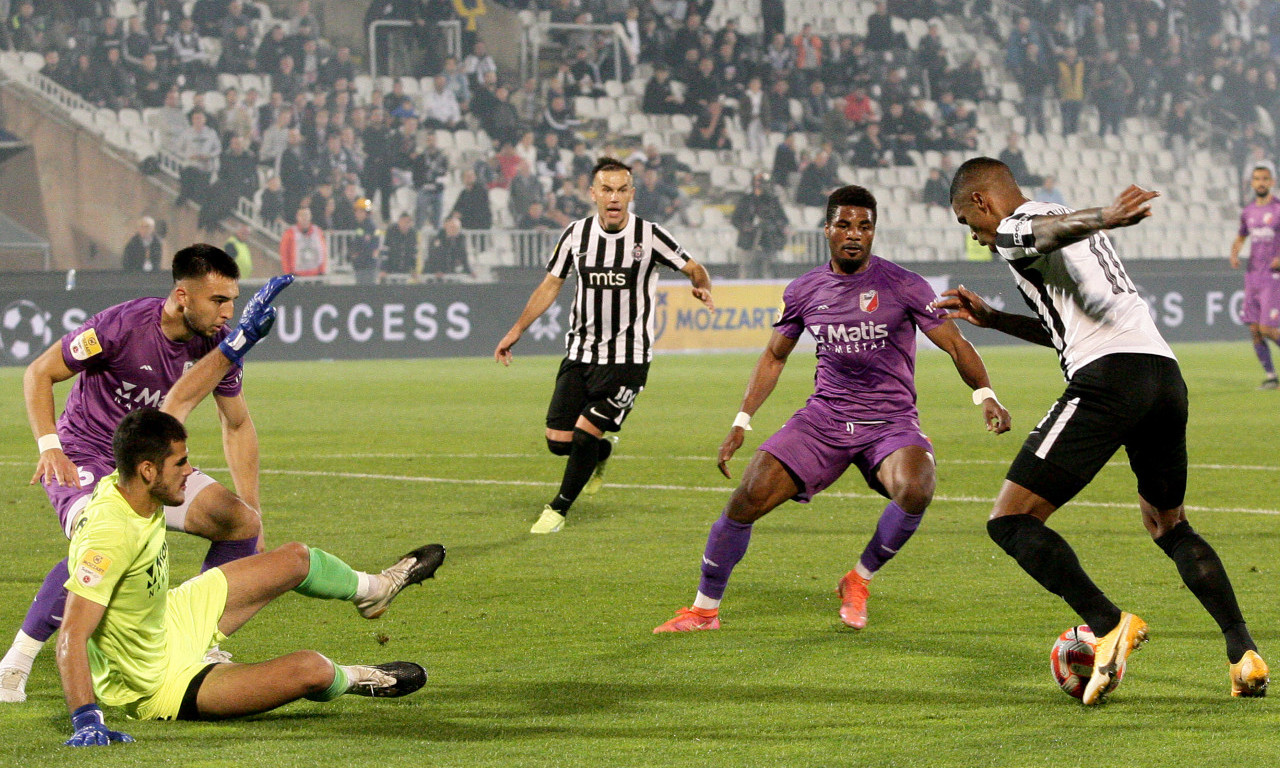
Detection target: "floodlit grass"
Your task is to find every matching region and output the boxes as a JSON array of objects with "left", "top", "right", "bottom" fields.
[{"left": 0, "top": 342, "right": 1277, "bottom": 767}]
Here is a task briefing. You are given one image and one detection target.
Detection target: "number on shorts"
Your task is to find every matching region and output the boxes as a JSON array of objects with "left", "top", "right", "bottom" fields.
[
  {"left": 609, "top": 386, "right": 638, "bottom": 410},
  {"left": 77, "top": 467, "right": 94, "bottom": 487}
]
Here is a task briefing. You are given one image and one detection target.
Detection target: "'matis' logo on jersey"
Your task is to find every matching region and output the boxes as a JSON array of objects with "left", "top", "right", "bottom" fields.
[{"left": 859, "top": 290, "right": 879, "bottom": 313}]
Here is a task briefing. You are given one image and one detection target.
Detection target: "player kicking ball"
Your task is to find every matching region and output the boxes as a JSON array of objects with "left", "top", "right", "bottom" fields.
[
  {"left": 654, "top": 185, "right": 1010, "bottom": 634},
  {"left": 58, "top": 408, "right": 446, "bottom": 746}
]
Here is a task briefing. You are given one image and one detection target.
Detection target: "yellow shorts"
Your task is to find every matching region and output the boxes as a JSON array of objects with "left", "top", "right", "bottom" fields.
[{"left": 126, "top": 568, "right": 229, "bottom": 721}]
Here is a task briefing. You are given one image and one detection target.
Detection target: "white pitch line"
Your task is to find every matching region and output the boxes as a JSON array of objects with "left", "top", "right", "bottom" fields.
[{"left": 3, "top": 461, "right": 1277, "bottom": 516}]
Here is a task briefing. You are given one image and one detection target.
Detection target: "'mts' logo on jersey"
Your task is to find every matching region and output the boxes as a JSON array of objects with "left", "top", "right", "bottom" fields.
[
  {"left": 581, "top": 264, "right": 638, "bottom": 290},
  {"left": 113, "top": 381, "right": 166, "bottom": 409},
  {"left": 808, "top": 322, "right": 889, "bottom": 354}
]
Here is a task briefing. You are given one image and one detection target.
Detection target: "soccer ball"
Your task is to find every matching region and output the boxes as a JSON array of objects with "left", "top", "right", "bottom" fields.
[
  {"left": 0, "top": 300, "right": 52, "bottom": 364},
  {"left": 1050, "top": 625, "right": 1123, "bottom": 699}
]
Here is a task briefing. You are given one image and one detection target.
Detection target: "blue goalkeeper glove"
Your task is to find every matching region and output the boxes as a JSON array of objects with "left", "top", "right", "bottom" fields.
[
  {"left": 65, "top": 703, "right": 134, "bottom": 747},
  {"left": 219, "top": 274, "right": 295, "bottom": 365}
]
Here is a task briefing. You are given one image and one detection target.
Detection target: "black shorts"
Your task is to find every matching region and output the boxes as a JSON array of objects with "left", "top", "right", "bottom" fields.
[
  {"left": 1006, "top": 353, "right": 1188, "bottom": 509},
  {"left": 546, "top": 358, "right": 650, "bottom": 433}
]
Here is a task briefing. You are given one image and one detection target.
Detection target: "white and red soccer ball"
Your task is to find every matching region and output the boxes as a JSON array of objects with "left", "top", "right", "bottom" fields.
[{"left": 1050, "top": 625, "right": 1124, "bottom": 699}]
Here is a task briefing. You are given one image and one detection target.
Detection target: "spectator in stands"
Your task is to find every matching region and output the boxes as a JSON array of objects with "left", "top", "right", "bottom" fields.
[
  {"left": 772, "top": 133, "right": 799, "bottom": 188},
  {"left": 1016, "top": 42, "right": 1053, "bottom": 135},
  {"left": 309, "top": 179, "right": 338, "bottom": 229},
  {"left": 414, "top": 131, "right": 449, "bottom": 229},
  {"left": 879, "top": 101, "right": 921, "bottom": 160},
  {"left": 740, "top": 76, "right": 769, "bottom": 153},
  {"left": 765, "top": 78, "right": 796, "bottom": 133},
  {"left": 764, "top": 32, "right": 795, "bottom": 78},
  {"left": 201, "top": 134, "right": 257, "bottom": 230},
  {"left": 849, "top": 121, "right": 893, "bottom": 168},
  {"left": 946, "top": 55, "right": 987, "bottom": 102},
  {"left": 1037, "top": 174, "right": 1067, "bottom": 206},
  {"left": 258, "top": 173, "right": 285, "bottom": 226},
  {"left": 511, "top": 76, "right": 543, "bottom": 128},
  {"left": 796, "top": 148, "right": 840, "bottom": 206},
  {"left": 171, "top": 16, "right": 215, "bottom": 90},
  {"left": 222, "top": 222, "right": 253, "bottom": 277},
  {"left": 66, "top": 52, "right": 98, "bottom": 102},
  {"left": 148, "top": 21, "right": 177, "bottom": 74},
  {"left": 668, "top": 12, "right": 706, "bottom": 69},
  {"left": 687, "top": 99, "right": 731, "bottom": 150},
  {"left": 866, "top": 2, "right": 904, "bottom": 51},
  {"left": 277, "top": 128, "right": 314, "bottom": 221},
  {"left": 634, "top": 167, "right": 678, "bottom": 225},
  {"left": 259, "top": 106, "right": 294, "bottom": 166},
  {"left": 39, "top": 48, "right": 71, "bottom": 90},
  {"left": 474, "top": 81, "right": 522, "bottom": 148},
  {"left": 998, "top": 132, "right": 1044, "bottom": 188},
  {"left": 517, "top": 200, "right": 557, "bottom": 265},
  {"left": 95, "top": 47, "right": 135, "bottom": 109},
  {"left": 800, "top": 79, "right": 832, "bottom": 135},
  {"left": 535, "top": 131, "right": 567, "bottom": 181},
  {"left": 1092, "top": 48, "right": 1133, "bottom": 137},
  {"left": 219, "top": 87, "right": 255, "bottom": 143},
  {"left": 146, "top": 0, "right": 185, "bottom": 29},
  {"left": 381, "top": 212, "right": 419, "bottom": 280},
  {"left": 684, "top": 56, "right": 722, "bottom": 112},
  {"left": 462, "top": 39, "right": 496, "bottom": 88},
  {"left": 425, "top": 213, "right": 470, "bottom": 278},
  {"left": 451, "top": 167, "right": 491, "bottom": 231},
  {"left": 732, "top": 173, "right": 788, "bottom": 279},
  {"left": 792, "top": 23, "right": 822, "bottom": 85},
  {"left": 348, "top": 198, "right": 380, "bottom": 284},
  {"left": 922, "top": 166, "right": 951, "bottom": 208},
  {"left": 422, "top": 75, "right": 463, "bottom": 130},
  {"left": 122, "top": 216, "right": 162, "bottom": 272},
  {"left": 642, "top": 64, "right": 687, "bottom": 115},
  {"left": 1006, "top": 15, "right": 1043, "bottom": 72},
  {"left": 1057, "top": 45, "right": 1086, "bottom": 135},
  {"left": 280, "top": 205, "right": 327, "bottom": 276},
  {"left": 175, "top": 110, "right": 221, "bottom": 207},
  {"left": 9, "top": 2, "right": 47, "bottom": 53},
  {"left": 330, "top": 182, "right": 361, "bottom": 231},
  {"left": 273, "top": 54, "right": 303, "bottom": 103},
  {"left": 255, "top": 24, "right": 288, "bottom": 75},
  {"left": 542, "top": 94, "right": 581, "bottom": 145},
  {"left": 843, "top": 85, "right": 877, "bottom": 127},
  {"left": 916, "top": 22, "right": 948, "bottom": 87},
  {"left": 508, "top": 159, "right": 543, "bottom": 225}
]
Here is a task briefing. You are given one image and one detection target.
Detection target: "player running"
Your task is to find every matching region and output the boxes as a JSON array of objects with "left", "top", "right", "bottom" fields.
[
  {"left": 942, "top": 157, "right": 1268, "bottom": 704},
  {"left": 495, "top": 157, "right": 714, "bottom": 534},
  {"left": 58, "top": 408, "right": 445, "bottom": 746},
  {"left": 0, "top": 246, "right": 290, "bottom": 704},
  {"left": 654, "top": 185, "right": 1010, "bottom": 633},
  {"left": 1229, "top": 162, "right": 1280, "bottom": 389}
]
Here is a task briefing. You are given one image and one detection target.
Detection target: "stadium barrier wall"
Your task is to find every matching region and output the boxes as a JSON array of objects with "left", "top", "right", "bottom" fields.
[{"left": 0, "top": 263, "right": 1258, "bottom": 365}]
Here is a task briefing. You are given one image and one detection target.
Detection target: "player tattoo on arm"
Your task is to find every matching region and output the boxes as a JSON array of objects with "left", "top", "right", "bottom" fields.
[{"left": 1030, "top": 185, "right": 1160, "bottom": 252}]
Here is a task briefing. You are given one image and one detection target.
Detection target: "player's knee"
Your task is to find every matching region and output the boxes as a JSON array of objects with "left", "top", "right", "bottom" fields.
[
  {"left": 546, "top": 438, "right": 572, "bottom": 456},
  {"left": 227, "top": 499, "right": 262, "bottom": 540},
  {"left": 893, "top": 485, "right": 934, "bottom": 516},
  {"left": 571, "top": 427, "right": 598, "bottom": 449},
  {"left": 290, "top": 650, "right": 337, "bottom": 694},
  {"left": 274, "top": 541, "right": 311, "bottom": 575}
]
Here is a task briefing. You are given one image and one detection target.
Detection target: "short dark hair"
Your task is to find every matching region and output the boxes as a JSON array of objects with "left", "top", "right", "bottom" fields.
[
  {"left": 172, "top": 243, "right": 240, "bottom": 282},
  {"left": 825, "top": 185, "right": 878, "bottom": 225},
  {"left": 113, "top": 409, "right": 187, "bottom": 480},
  {"left": 591, "top": 157, "right": 632, "bottom": 182},
  {"left": 949, "top": 156, "right": 1014, "bottom": 205}
]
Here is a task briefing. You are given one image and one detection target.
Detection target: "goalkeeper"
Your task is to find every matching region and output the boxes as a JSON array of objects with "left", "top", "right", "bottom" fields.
[{"left": 1, "top": 245, "right": 289, "bottom": 704}]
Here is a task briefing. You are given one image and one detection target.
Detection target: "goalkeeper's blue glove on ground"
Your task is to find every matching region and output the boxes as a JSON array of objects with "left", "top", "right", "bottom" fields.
[
  {"left": 220, "top": 274, "right": 295, "bottom": 365},
  {"left": 65, "top": 704, "right": 134, "bottom": 747}
]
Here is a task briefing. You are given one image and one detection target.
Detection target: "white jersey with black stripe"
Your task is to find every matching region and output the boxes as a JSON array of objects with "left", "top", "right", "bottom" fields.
[
  {"left": 994, "top": 200, "right": 1174, "bottom": 378},
  {"left": 545, "top": 213, "right": 691, "bottom": 364}
]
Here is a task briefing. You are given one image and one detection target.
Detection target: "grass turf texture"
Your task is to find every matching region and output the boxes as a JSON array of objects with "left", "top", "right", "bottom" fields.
[{"left": 0, "top": 342, "right": 1277, "bottom": 767}]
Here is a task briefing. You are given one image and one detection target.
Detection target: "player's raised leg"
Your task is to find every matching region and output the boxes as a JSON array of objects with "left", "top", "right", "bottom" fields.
[
  {"left": 654, "top": 450, "right": 797, "bottom": 633},
  {"left": 838, "top": 443, "right": 934, "bottom": 630},
  {"left": 174, "top": 480, "right": 262, "bottom": 572}
]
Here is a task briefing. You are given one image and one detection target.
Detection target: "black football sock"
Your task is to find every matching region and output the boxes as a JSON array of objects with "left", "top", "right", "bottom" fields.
[
  {"left": 548, "top": 428, "right": 601, "bottom": 515},
  {"left": 597, "top": 436, "right": 614, "bottom": 463},
  {"left": 987, "top": 515, "right": 1123, "bottom": 636},
  {"left": 1155, "top": 521, "right": 1256, "bottom": 663}
]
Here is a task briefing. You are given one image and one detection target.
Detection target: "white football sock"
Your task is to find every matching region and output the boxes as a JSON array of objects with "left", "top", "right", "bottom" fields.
[
  {"left": 0, "top": 631, "right": 43, "bottom": 673},
  {"left": 854, "top": 562, "right": 876, "bottom": 581},
  {"left": 692, "top": 591, "right": 721, "bottom": 610}
]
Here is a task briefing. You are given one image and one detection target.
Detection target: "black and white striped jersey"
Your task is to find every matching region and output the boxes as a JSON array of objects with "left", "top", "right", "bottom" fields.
[
  {"left": 994, "top": 200, "right": 1174, "bottom": 378},
  {"left": 546, "top": 214, "right": 692, "bottom": 364}
]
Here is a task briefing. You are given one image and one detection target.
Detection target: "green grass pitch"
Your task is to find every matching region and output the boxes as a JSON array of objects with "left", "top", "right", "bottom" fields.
[{"left": 0, "top": 342, "right": 1278, "bottom": 767}]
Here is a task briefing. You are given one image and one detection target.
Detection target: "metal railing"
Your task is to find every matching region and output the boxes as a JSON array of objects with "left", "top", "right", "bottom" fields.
[
  {"left": 368, "top": 19, "right": 463, "bottom": 79},
  {"left": 521, "top": 21, "right": 625, "bottom": 85}
]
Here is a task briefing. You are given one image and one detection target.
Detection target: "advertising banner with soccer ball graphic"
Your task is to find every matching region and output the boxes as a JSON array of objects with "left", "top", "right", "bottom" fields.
[{"left": 0, "top": 263, "right": 1258, "bottom": 364}]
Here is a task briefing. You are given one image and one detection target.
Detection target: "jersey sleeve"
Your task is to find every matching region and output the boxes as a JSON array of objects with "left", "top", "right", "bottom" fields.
[
  {"left": 61, "top": 306, "right": 125, "bottom": 374},
  {"left": 773, "top": 280, "right": 806, "bottom": 339},
  {"left": 545, "top": 223, "right": 577, "bottom": 279},
  {"left": 65, "top": 516, "right": 135, "bottom": 607},
  {"left": 650, "top": 223, "right": 692, "bottom": 271},
  {"left": 993, "top": 213, "right": 1041, "bottom": 262},
  {"left": 899, "top": 272, "right": 946, "bottom": 332}
]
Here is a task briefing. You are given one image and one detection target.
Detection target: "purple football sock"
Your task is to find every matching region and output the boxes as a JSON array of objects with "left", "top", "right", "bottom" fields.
[
  {"left": 858, "top": 501, "right": 923, "bottom": 576},
  {"left": 21, "top": 559, "right": 70, "bottom": 642},
  {"left": 200, "top": 537, "right": 259, "bottom": 572},
  {"left": 1255, "top": 340, "right": 1275, "bottom": 376},
  {"left": 697, "top": 514, "right": 754, "bottom": 601}
]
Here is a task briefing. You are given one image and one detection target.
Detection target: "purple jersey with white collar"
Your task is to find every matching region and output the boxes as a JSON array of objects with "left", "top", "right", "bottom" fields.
[
  {"left": 57, "top": 297, "right": 241, "bottom": 463},
  {"left": 774, "top": 257, "right": 945, "bottom": 424},
  {"left": 1238, "top": 199, "right": 1280, "bottom": 275}
]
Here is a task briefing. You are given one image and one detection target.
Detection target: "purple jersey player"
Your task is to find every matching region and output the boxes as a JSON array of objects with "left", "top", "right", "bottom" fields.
[
  {"left": 0, "top": 245, "right": 268, "bottom": 705},
  {"left": 1230, "top": 162, "right": 1280, "bottom": 389},
  {"left": 654, "top": 185, "right": 1011, "bottom": 634}
]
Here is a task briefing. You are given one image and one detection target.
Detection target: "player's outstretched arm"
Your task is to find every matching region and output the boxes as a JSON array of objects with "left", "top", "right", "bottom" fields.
[
  {"left": 933, "top": 285, "right": 1054, "bottom": 347},
  {"left": 57, "top": 594, "right": 133, "bottom": 747},
  {"left": 24, "top": 342, "right": 80, "bottom": 488},
  {"left": 718, "top": 331, "right": 797, "bottom": 478},
  {"left": 1029, "top": 184, "right": 1159, "bottom": 253},
  {"left": 681, "top": 260, "right": 714, "bottom": 309},
  {"left": 495, "top": 273, "right": 565, "bottom": 365},
  {"left": 923, "top": 320, "right": 1011, "bottom": 434}
]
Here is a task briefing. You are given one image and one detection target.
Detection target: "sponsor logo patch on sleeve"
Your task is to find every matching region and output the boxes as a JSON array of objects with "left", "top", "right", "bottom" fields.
[
  {"left": 75, "top": 549, "right": 112, "bottom": 588},
  {"left": 69, "top": 329, "right": 102, "bottom": 361}
]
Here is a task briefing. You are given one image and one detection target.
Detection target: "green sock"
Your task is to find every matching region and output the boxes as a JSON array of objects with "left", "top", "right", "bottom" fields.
[
  {"left": 293, "top": 547, "right": 359, "bottom": 601},
  {"left": 305, "top": 657, "right": 348, "bottom": 702}
]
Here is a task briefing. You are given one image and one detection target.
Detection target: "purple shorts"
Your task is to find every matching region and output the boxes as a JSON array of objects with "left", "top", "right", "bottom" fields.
[
  {"left": 44, "top": 455, "right": 217, "bottom": 539},
  {"left": 758, "top": 406, "right": 933, "bottom": 503},
  {"left": 1242, "top": 271, "right": 1280, "bottom": 326}
]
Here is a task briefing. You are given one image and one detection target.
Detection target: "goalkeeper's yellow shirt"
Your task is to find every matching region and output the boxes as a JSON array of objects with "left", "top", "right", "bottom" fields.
[{"left": 65, "top": 471, "right": 169, "bottom": 708}]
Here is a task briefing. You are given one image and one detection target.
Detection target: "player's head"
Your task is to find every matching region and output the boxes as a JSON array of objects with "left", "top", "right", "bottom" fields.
[
  {"left": 590, "top": 157, "right": 634, "bottom": 232},
  {"left": 1251, "top": 162, "right": 1275, "bottom": 199},
  {"left": 113, "top": 408, "right": 191, "bottom": 506},
  {"left": 950, "top": 157, "right": 1025, "bottom": 250},
  {"left": 824, "top": 185, "right": 877, "bottom": 274},
  {"left": 171, "top": 244, "right": 240, "bottom": 339}
]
